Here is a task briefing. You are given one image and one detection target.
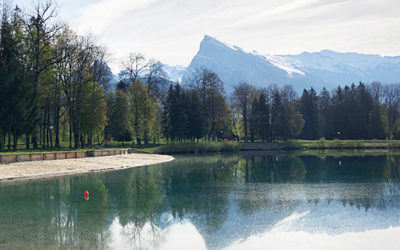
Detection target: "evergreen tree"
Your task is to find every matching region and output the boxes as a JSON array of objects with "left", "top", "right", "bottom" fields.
[
  {"left": 318, "top": 87, "right": 331, "bottom": 138},
  {"left": 300, "top": 88, "right": 319, "bottom": 139},
  {"left": 0, "top": 6, "right": 35, "bottom": 151},
  {"left": 185, "top": 90, "right": 203, "bottom": 140},
  {"left": 330, "top": 86, "right": 345, "bottom": 139},
  {"left": 271, "top": 88, "right": 285, "bottom": 140},
  {"left": 249, "top": 92, "right": 270, "bottom": 142}
]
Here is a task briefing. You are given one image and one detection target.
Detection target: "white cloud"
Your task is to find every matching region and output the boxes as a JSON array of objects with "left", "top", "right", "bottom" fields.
[{"left": 74, "top": 0, "right": 158, "bottom": 34}]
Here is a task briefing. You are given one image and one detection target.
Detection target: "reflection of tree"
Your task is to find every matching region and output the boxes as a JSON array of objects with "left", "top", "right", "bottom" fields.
[
  {"left": 235, "top": 155, "right": 306, "bottom": 216},
  {"left": 161, "top": 155, "right": 238, "bottom": 233},
  {"left": 109, "top": 166, "right": 163, "bottom": 249},
  {"left": 53, "top": 175, "right": 110, "bottom": 249},
  {"left": 0, "top": 174, "right": 110, "bottom": 249},
  {"left": 235, "top": 153, "right": 400, "bottom": 216}
]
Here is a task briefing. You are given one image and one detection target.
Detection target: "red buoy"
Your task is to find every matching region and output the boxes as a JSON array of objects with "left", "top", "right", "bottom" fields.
[{"left": 84, "top": 190, "right": 89, "bottom": 200}]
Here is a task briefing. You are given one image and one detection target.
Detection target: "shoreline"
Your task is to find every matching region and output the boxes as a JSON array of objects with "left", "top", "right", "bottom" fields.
[{"left": 0, "top": 153, "right": 174, "bottom": 183}]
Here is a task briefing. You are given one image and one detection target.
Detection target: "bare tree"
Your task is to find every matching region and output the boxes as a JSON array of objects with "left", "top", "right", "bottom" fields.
[
  {"left": 383, "top": 83, "right": 400, "bottom": 130},
  {"left": 189, "top": 68, "right": 228, "bottom": 140},
  {"left": 231, "top": 81, "right": 255, "bottom": 142},
  {"left": 281, "top": 85, "right": 298, "bottom": 103},
  {"left": 145, "top": 60, "right": 168, "bottom": 101},
  {"left": 368, "top": 81, "right": 383, "bottom": 103},
  {"left": 120, "top": 52, "right": 148, "bottom": 83}
]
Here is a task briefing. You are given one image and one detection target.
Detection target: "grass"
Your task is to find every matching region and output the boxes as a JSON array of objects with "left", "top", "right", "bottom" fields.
[
  {"left": 278, "top": 139, "right": 400, "bottom": 150},
  {"left": 132, "top": 141, "right": 240, "bottom": 154},
  {"left": 4, "top": 138, "right": 400, "bottom": 155}
]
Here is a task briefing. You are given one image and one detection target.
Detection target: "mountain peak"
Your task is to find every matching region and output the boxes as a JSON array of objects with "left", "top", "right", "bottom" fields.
[
  {"left": 202, "top": 34, "right": 215, "bottom": 41},
  {"left": 200, "top": 35, "right": 245, "bottom": 54}
]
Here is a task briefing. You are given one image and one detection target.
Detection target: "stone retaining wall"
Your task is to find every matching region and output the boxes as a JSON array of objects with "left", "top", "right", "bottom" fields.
[{"left": 0, "top": 149, "right": 131, "bottom": 164}]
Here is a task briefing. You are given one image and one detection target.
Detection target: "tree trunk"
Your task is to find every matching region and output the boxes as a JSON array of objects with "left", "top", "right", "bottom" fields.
[
  {"left": 243, "top": 113, "right": 248, "bottom": 143},
  {"left": 69, "top": 120, "right": 72, "bottom": 148},
  {"left": 47, "top": 108, "right": 50, "bottom": 148},
  {"left": 13, "top": 133, "right": 17, "bottom": 152},
  {"left": 88, "top": 134, "right": 92, "bottom": 148},
  {"left": 50, "top": 128, "right": 53, "bottom": 149},
  {"left": 42, "top": 109, "right": 46, "bottom": 149},
  {"left": 54, "top": 110, "right": 60, "bottom": 148},
  {"left": 26, "top": 133, "right": 30, "bottom": 149},
  {"left": 80, "top": 134, "right": 84, "bottom": 148},
  {"left": 144, "top": 132, "right": 149, "bottom": 144},
  {"left": 32, "top": 132, "right": 38, "bottom": 149},
  {"left": 0, "top": 130, "right": 5, "bottom": 151},
  {"left": 7, "top": 132, "right": 11, "bottom": 150}
]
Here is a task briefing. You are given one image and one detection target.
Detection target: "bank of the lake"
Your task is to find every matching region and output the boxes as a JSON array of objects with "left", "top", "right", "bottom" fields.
[
  {"left": 280, "top": 139, "right": 400, "bottom": 150},
  {"left": 134, "top": 141, "right": 241, "bottom": 154},
  {"left": 0, "top": 153, "right": 174, "bottom": 182},
  {"left": 131, "top": 140, "right": 400, "bottom": 154}
]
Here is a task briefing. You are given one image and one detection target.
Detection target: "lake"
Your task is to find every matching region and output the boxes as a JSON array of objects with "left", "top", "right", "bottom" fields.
[{"left": 1, "top": 151, "right": 400, "bottom": 249}]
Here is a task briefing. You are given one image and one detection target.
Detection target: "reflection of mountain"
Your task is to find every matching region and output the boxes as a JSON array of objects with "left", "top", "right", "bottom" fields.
[
  {"left": 1, "top": 153, "right": 400, "bottom": 249},
  {"left": 187, "top": 180, "right": 400, "bottom": 249}
]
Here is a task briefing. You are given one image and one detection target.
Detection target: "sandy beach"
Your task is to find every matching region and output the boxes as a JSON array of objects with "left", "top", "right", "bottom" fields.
[{"left": 0, "top": 153, "right": 174, "bottom": 182}]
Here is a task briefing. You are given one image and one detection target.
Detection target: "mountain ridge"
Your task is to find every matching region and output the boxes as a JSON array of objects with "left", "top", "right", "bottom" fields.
[
  {"left": 112, "top": 35, "right": 400, "bottom": 94},
  {"left": 177, "top": 35, "right": 400, "bottom": 93}
]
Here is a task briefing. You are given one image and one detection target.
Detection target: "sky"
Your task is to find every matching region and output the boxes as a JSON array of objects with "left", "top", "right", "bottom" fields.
[{"left": 14, "top": 0, "right": 400, "bottom": 73}]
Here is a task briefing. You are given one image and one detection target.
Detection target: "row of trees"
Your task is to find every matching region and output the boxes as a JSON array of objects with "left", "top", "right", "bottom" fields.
[
  {"left": 298, "top": 82, "right": 400, "bottom": 139},
  {"left": 2, "top": 2, "right": 400, "bottom": 151},
  {"left": 232, "top": 81, "right": 400, "bottom": 142},
  {"left": 107, "top": 79, "right": 158, "bottom": 145},
  {"left": 232, "top": 83, "right": 304, "bottom": 142},
  {"left": 162, "top": 70, "right": 231, "bottom": 141},
  {"left": 0, "top": 2, "right": 111, "bottom": 150},
  {"left": 0, "top": 2, "right": 166, "bottom": 151}
]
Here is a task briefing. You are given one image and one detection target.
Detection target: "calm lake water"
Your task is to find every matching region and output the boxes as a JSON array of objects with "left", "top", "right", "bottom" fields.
[{"left": 1, "top": 151, "right": 400, "bottom": 249}]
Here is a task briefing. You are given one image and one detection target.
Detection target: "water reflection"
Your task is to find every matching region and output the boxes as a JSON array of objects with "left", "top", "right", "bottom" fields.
[{"left": 1, "top": 152, "right": 400, "bottom": 249}]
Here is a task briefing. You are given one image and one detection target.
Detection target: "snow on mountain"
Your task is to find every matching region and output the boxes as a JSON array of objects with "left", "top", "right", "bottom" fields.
[
  {"left": 181, "top": 35, "right": 400, "bottom": 94},
  {"left": 263, "top": 54, "right": 305, "bottom": 76},
  {"left": 162, "top": 63, "right": 186, "bottom": 83}
]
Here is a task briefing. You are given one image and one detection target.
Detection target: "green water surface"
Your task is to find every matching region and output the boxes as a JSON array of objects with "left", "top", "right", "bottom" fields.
[{"left": 1, "top": 152, "right": 400, "bottom": 249}]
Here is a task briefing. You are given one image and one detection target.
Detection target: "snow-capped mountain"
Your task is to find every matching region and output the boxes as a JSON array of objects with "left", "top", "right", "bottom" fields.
[{"left": 180, "top": 35, "right": 400, "bottom": 94}]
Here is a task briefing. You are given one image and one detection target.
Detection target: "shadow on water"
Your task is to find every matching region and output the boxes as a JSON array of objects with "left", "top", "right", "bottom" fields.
[{"left": 1, "top": 150, "right": 400, "bottom": 249}]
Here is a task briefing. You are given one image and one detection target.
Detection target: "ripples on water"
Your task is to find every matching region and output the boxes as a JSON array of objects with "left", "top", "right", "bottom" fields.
[{"left": 1, "top": 151, "right": 400, "bottom": 249}]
